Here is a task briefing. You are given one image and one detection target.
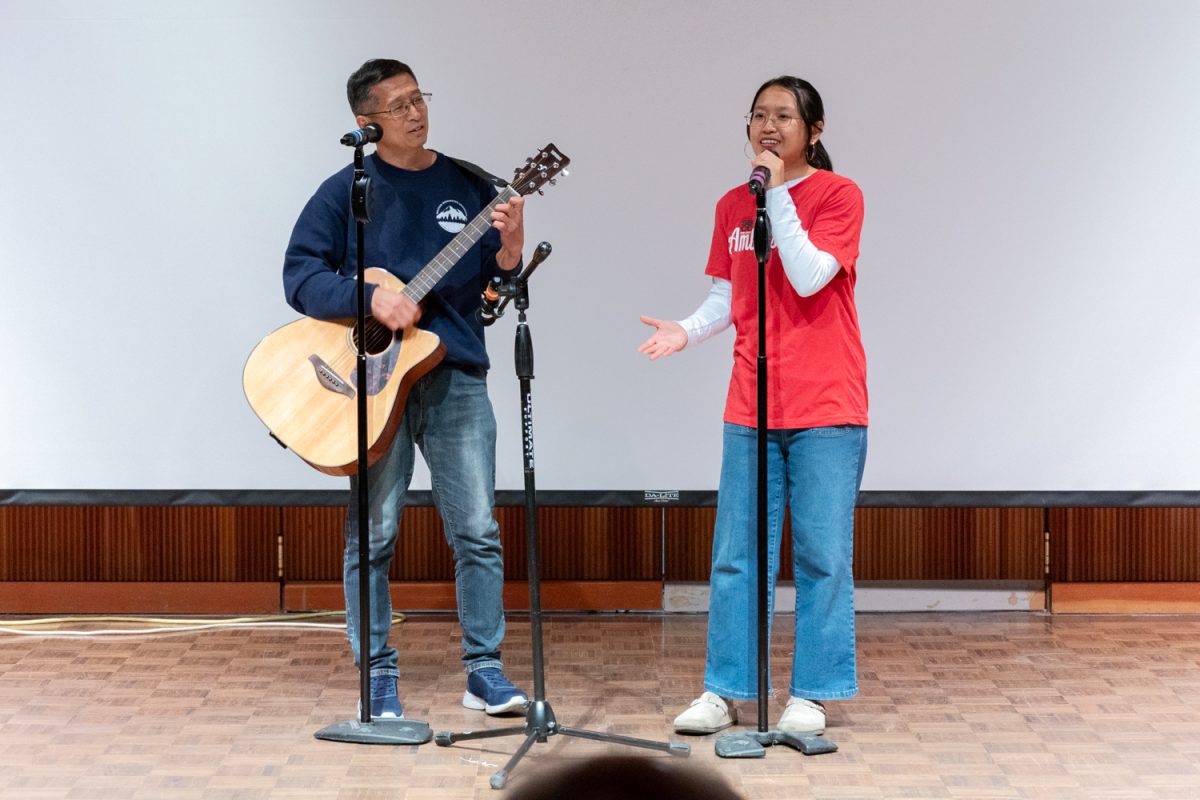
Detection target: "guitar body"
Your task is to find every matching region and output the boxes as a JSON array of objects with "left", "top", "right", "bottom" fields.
[
  {"left": 244, "top": 143, "right": 568, "bottom": 476},
  {"left": 243, "top": 268, "right": 445, "bottom": 476}
]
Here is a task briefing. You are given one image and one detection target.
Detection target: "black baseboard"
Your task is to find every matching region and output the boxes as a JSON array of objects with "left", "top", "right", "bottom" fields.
[{"left": 3, "top": 489, "right": 1199, "bottom": 508}]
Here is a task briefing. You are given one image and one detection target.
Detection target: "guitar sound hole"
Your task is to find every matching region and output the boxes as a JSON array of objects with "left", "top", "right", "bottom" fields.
[{"left": 351, "top": 319, "right": 396, "bottom": 356}]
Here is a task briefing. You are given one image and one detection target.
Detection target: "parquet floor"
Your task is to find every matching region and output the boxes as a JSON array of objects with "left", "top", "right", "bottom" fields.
[{"left": 1, "top": 612, "right": 1199, "bottom": 799}]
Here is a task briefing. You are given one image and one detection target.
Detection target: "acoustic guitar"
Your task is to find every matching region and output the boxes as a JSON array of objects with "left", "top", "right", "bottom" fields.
[{"left": 243, "top": 144, "right": 570, "bottom": 476}]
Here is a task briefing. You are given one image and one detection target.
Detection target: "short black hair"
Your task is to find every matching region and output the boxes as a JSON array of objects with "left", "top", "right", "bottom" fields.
[{"left": 346, "top": 59, "right": 416, "bottom": 115}]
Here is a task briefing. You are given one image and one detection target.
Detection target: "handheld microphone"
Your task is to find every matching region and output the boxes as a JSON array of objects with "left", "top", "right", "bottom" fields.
[
  {"left": 477, "top": 277, "right": 503, "bottom": 326},
  {"left": 748, "top": 164, "right": 771, "bottom": 194},
  {"left": 340, "top": 123, "right": 383, "bottom": 147}
]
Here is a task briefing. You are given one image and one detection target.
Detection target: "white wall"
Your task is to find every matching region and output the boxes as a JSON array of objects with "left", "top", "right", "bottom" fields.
[{"left": 3, "top": 0, "right": 1198, "bottom": 493}]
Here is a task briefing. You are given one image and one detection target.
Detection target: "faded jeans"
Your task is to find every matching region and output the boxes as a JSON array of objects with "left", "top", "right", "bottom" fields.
[
  {"left": 344, "top": 366, "right": 505, "bottom": 679},
  {"left": 704, "top": 422, "right": 867, "bottom": 701}
]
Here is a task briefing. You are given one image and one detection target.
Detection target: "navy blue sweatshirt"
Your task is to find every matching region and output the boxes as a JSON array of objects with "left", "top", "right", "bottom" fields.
[{"left": 283, "top": 151, "right": 508, "bottom": 371}]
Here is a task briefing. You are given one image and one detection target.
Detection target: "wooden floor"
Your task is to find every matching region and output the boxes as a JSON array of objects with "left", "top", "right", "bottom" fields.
[{"left": 2, "top": 612, "right": 1200, "bottom": 799}]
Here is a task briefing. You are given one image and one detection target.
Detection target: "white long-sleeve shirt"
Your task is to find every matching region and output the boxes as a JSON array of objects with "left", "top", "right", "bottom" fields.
[{"left": 679, "top": 175, "right": 842, "bottom": 345}]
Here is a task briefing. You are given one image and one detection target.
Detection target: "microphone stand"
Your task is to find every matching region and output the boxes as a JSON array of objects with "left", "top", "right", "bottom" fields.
[
  {"left": 315, "top": 141, "right": 432, "bottom": 746},
  {"left": 435, "top": 242, "right": 691, "bottom": 789},
  {"left": 714, "top": 182, "right": 838, "bottom": 759}
]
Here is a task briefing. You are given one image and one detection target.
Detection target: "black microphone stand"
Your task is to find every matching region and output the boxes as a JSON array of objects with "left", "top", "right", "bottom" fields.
[
  {"left": 714, "top": 182, "right": 838, "bottom": 759},
  {"left": 315, "top": 140, "right": 431, "bottom": 746},
  {"left": 435, "top": 242, "right": 691, "bottom": 789}
]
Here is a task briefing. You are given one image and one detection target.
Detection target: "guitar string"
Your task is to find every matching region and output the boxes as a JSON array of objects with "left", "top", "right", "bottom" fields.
[
  {"left": 402, "top": 187, "right": 519, "bottom": 303},
  {"left": 357, "top": 170, "right": 538, "bottom": 345}
]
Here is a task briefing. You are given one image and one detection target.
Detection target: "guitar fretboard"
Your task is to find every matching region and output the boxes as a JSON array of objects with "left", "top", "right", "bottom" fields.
[{"left": 402, "top": 186, "right": 519, "bottom": 303}]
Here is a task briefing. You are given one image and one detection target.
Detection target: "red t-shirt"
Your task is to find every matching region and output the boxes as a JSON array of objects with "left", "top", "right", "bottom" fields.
[{"left": 705, "top": 169, "right": 867, "bottom": 428}]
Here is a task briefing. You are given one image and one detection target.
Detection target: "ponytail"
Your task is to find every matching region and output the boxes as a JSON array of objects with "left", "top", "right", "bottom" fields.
[{"left": 808, "top": 140, "right": 833, "bottom": 171}]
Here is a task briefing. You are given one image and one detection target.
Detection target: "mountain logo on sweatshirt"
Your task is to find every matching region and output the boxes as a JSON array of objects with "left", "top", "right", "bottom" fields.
[{"left": 435, "top": 200, "right": 468, "bottom": 233}]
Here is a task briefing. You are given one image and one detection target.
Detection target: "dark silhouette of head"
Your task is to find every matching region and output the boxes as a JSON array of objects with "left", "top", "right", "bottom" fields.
[{"left": 506, "top": 754, "right": 744, "bottom": 800}]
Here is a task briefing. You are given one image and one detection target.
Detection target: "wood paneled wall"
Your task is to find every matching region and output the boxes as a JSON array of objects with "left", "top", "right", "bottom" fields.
[
  {"left": 855, "top": 508, "right": 1045, "bottom": 581},
  {"left": 664, "top": 507, "right": 1045, "bottom": 581},
  {"left": 1049, "top": 507, "right": 1200, "bottom": 581},
  {"left": 278, "top": 506, "right": 663, "bottom": 582},
  {"left": 0, "top": 505, "right": 276, "bottom": 581},
  {"left": 2, "top": 505, "right": 1199, "bottom": 612}
]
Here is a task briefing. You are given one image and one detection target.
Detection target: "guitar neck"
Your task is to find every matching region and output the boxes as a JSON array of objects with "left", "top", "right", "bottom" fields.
[{"left": 401, "top": 186, "right": 519, "bottom": 304}]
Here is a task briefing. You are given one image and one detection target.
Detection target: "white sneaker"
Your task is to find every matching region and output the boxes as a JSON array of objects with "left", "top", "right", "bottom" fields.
[
  {"left": 673, "top": 691, "right": 737, "bottom": 734},
  {"left": 778, "top": 697, "right": 825, "bottom": 734}
]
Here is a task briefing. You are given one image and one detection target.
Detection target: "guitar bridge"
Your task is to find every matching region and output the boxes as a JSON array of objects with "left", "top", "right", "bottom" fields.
[{"left": 308, "top": 355, "right": 355, "bottom": 398}]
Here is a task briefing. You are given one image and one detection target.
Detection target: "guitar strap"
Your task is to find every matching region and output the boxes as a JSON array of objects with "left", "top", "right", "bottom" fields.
[{"left": 447, "top": 156, "right": 509, "bottom": 190}]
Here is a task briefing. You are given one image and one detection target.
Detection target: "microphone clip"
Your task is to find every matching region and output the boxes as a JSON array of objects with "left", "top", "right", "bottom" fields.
[
  {"left": 477, "top": 276, "right": 505, "bottom": 327},
  {"left": 476, "top": 241, "right": 553, "bottom": 326}
]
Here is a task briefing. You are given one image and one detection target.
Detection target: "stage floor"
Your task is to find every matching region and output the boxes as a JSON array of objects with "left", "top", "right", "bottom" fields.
[{"left": 1, "top": 612, "right": 1199, "bottom": 799}]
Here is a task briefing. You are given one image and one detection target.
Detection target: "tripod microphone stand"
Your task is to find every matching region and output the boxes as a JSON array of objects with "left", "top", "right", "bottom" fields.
[
  {"left": 315, "top": 128, "right": 431, "bottom": 746},
  {"left": 435, "top": 242, "right": 691, "bottom": 788},
  {"left": 713, "top": 181, "right": 837, "bottom": 759}
]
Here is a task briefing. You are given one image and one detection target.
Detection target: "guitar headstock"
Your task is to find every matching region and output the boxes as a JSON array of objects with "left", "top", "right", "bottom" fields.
[{"left": 511, "top": 143, "right": 570, "bottom": 197}]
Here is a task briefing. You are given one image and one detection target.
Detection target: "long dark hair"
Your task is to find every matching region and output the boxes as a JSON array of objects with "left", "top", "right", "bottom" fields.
[{"left": 748, "top": 76, "right": 832, "bottom": 171}]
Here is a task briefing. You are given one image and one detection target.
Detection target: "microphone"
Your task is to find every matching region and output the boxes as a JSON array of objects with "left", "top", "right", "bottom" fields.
[
  {"left": 516, "top": 241, "right": 552, "bottom": 283},
  {"left": 748, "top": 164, "right": 770, "bottom": 194},
  {"left": 476, "top": 242, "right": 554, "bottom": 326},
  {"left": 340, "top": 123, "right": 383, "bottom": 147},
  {"left": 477, "top": 277, "right": 503, "bottom": 326}
]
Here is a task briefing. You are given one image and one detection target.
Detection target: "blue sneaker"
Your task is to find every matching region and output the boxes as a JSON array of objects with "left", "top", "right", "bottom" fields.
[
  {"left": 359, "top": 674, "right": 403, "bottom": 719},
  {"left": 463, "top": 667, "right": 528, "bottom": 716}
]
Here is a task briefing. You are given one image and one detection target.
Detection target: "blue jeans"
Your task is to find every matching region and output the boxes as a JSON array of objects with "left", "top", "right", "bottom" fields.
[
  {"left": 704, "top": 422, "right": 867, "bottom": 701},
  {"left": 344, "top": 366, "right": 506, "bottom": 679}
]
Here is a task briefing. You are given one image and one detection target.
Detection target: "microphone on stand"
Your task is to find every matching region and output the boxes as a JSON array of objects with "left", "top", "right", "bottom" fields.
[
  {"left": 341, "top": 123, "right": 383, "bottom": 147},
  {"left": 748, "top": 149, "right": 779, "bottom": 194},
  {"left": 476, "top": 242, "right": 554, "bottom": 326},
  {"left": 516, "top": 241, "right": 552, "bottom": 283},
  {"left": 748, "top": 164, "right": 771, "bottom": 194}
]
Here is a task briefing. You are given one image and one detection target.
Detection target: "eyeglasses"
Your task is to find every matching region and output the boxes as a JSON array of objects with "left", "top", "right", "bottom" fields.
[
  {"left": 745, "top": 110, "right": 799, "bottom": 127},
  {"left": 363, "top": 92, "right": 432, "bottom": 119}
]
